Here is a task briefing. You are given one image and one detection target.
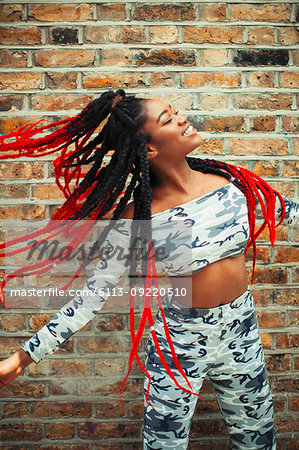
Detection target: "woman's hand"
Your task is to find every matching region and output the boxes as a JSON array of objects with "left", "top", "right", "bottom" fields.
[{"left": 0, "top": 349, "right": 34, "bottom": 388}]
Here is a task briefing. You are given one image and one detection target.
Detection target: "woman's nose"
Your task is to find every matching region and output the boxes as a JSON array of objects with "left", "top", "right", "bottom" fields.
[{"left": 177, "top": 113, "right": 187, "bottom": 125}]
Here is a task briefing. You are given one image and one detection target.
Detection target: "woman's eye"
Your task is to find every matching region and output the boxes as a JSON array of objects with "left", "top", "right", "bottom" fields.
[{"left": 164, "top": 111, "right": 179, "bottom": 125}]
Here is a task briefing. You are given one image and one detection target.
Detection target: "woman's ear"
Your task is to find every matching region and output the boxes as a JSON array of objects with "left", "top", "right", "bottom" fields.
[{"left": 137, "top": 144, "right": 158, "bottom": 160}]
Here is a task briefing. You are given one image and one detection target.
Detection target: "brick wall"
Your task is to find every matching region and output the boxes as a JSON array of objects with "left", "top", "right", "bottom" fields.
[{"left": 0, "top": 1, "right": 298, "bottom": 448}]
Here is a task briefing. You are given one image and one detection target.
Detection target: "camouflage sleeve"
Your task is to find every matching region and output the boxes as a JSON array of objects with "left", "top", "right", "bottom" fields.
[{"left": 255, "top": 191, "right": 299, "bottom": 225}]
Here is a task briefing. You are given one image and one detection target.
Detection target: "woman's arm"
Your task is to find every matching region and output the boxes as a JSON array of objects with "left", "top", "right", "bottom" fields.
[{"left": 0, "top": 221, "right": 131, "bottom": 387}]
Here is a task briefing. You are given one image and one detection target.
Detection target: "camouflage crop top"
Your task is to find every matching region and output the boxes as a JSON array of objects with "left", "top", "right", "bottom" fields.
[{"left": 21, "top": 182, "right": 298, "bottom": 363}]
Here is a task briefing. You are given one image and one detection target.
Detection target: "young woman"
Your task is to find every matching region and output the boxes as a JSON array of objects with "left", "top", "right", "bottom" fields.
[{"left": 0, "top": 89, "right": 298, "bottom": 449}]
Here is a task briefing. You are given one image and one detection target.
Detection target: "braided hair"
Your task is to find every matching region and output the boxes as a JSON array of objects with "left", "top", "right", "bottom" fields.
[{"left": 0, "top": 89, "right": 285, "bottom": 412}]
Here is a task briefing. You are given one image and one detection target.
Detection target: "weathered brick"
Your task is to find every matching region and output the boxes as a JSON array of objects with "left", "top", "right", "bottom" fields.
[
  {"left": 272, "top": 376, "right": 298, "bottom": 393},
  {"left": 278, "top": 27, "right": 299, "bottom": 45},
  {"left": 290, "top": 311, "right": 299, "bottom": 326},
  {"left": 190, "top": 418, "right": 227, "bottom": 437},
  {"left": 0, "top": 26, "right": 41, "bottom": 45},
  {"left": 32, "top": 94, "right": 93, "bottom": 111},
  {"left": 184, "top": 26, "right": 243, "bottom": 43},
  {"left": 0, "top": 184, "right": 28, "bottom": 198},
  {"left": 83, "top": 72, "right": 146, "bottom": 89},
  {"left": 257, "top": 311, "right": 286, "bottom": 328},
  {"left": 260, "top": 333, "right": 272, "bottom": 348},
  {"left": 0, "top": 94, "right": 24, "bottom": 111},
  {"left": 95, "top": 313, "right": 125, "bottom": 332},
  {"left": 98, "top": 3, "right": 126, "bottom": 21},
  {"left": 0, "top": 73, "right": 42, "bottom": 90},
  {"left": 80, "top": 378, "right": 141, "bottom": 397},
  {"left": 35, "top": 50, "right": 95, "bottom": 67},
  {"left": 280, "top": 72, "right": 299, "bottom": 88},
  {"left": 230, "top": 138, "right": 287, "bottom": 155},
  {"left": 189, "top": 440, "right": 230, "bottom": 450},
  {"left": 248, "top": 27, "right": 275, "bottom": 44},
  {"left": 194, "top": 138, "right": 224, "bottom": 155},
  {"left": 0, "top": 381, "right": 45, "bottom": 398},
  {"left": 275, "top": 416, "right": 299, "bottom": 433},
  {"left": 184, "top": 72, "right": 240, "bottom": 88},
  {"left": 234, "top": 50, "right": 288, "bottom": 66},
  {"left": 197, "top": 116, "right": 245, "bottom": 133},
  {"left": 250, "top": 267, "right": 287, "bottom": 285},
  {"left": 95, "top": 358, "right": 126, "bottom": 376},
  {"left": 199, "top": 94, "right": 228, "bottom": 110},
  {"left": 200, "top": 4, "right": 226, "bottom": 21},
  {"left": 149, "top": 25, "right": 178, "bottom": 44},
  {"left": 132, "top": 4, "right": 195, "bottom": 21},
  {"left": 46, "top": 72, "right": 78, "bottom": 90},
  {"left": 33, "top": 401, "right": 92, "bottom": 418},
  {"left": 29, "top": 360, "right": 91, "bottom": 377},
  {"left": 275, "top": 247, "right": 299, "bottom": 263},
  {"left": 45, "top": 422, "right": 75, "bottom": 439},
  {"left": 0, "top": 205, "right": 45, "bottom": 220},
  {"left": 232, "top": 93, "right": 292, "bottom": 110},
  {"left": 281, "top": 116, "right": 299, "bottom": 133},
  {"left": 78, "top": 335, "right": 131, "bottom": 353},
  {"left": 265, "top": 354, "right": 290, "bottom": 371},
  {"left": 290, "top": 398, "right": 299, "bottom": 410},
  {"left": 202, "top": 49, "right": 228, "bottom": 66},
  {"left": 50, "top": 27, "right": 78, "bottom": 45},
  {"left": 246, "top": 246, "right": 271, "bottom": 264},
  {"left": 2, "top": 402, "right": 29, "bottom": 418},
  {"left": 252, "top": 116, "right": 276, "bottom": 132},
  {"left": 252, "top": 161, "right": 279, "bottom": 177},
  {"left": 86, "top": 26, "right": 145, "bottom": 44},
  {"left": 29, "top": 314, "right": 53, "bottom": 331},
  {"left": 101, "top": 49, "right": 131, "bottom": 67},
  {"left": 0, "top": 50, "right": 28, "bottom": 68},
  {"left": 230, "top": 4, "right": 290, "bottom": 22},
  {"left": 277, "top": 334, "right": 299, "bottom": 349},
  {"left": 283, "top": 161, "right": 299, "bottom": 177},
  {"left": 136, "top": 49, "right": 196, "bottom": 66},
  {"left": 149, "top": 72, "right": 179, "bottom": 87},
  {"left": 79, "top": 420, "right": 141, "bottom": 439},
  {"left": 247, "top": 72, "right": 274, "bottom": 87},
  {"left": 0, "top": 423, "right": 42, "bottom": 441},
  {"left": 29, "top": 4, "right": 93, "bottom": 21},
  {"left": 0, "top": 162, "right": 44, "bottom": 180},
  {"left": 0, "top": 117, "right": 39, "bottom": 134},
  {"left": 0, "top": 314, "right": 25, "bottom": 331},
  {"left": 0, "top": 4, "right": 23, "bottom": 22}
]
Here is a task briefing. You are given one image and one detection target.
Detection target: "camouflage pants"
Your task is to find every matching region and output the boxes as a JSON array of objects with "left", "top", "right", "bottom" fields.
[{"left": 143, "top": 289, "right": 275, "bottom": 449}]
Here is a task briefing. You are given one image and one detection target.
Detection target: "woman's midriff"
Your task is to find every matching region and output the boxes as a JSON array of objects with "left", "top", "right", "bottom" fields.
[{"left": 170, "top": 254, "right": 248, "bottom": 308}]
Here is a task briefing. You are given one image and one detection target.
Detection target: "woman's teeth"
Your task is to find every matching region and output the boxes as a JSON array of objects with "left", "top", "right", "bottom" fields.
[{"left": 183, "top": 125, "right": 194, "bottom": 136}]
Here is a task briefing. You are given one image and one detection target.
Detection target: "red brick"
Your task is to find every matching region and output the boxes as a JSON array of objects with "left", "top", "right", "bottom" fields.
[
  {"left": 280, "top": 72, "right": 299, "bottom": 88},
  {"left": 293, "top": 138, "right": 299, "bottom": 155},
  {"left": 79, "top": 420, "right": 141, "bottom": 439},
  {"left": 29, "top": 4, "right": 93, "bottom": 21},
  {"left": 0, "top": 5, "right": 23, "bottom": 22},
  {"left": 184, "top": 72, "right": 240, "bottom": 88},
  {"left": 0, "top": 50, "right": 28, "bottom": 68},
  {"left": 78, "top": 335, "right": 131, "bottom": 353},
  {"left": 47, "top": 72, "right": 78, "bottom": 90},
  {"left": 248, "top": 72, "right": 274, "bottom": 87},
  {"left": 0, "top": 26, "right": 41, "bottom": 45},
  {"left": 275, "top": 247, "right": 299, "bottom": 263},
  {"left": 0, "top": 94, "right": 24, "bottom": 111},
  {"left": 32, "top": 94, "right": 93, "bottom": 111},
  {"left": 230, "top": 138, "right": 287, "bottom": 155},
  {"left": 0, "top": 117, "right": 40, "bottom": 134},
  {"left": 149, "top": 25, "right": 178, "bottom": 44},
  {"left": 281, "top": 116, "right": 299, "bottom": 133},
  {"left": 0, "top": 314, "right": 25, "bottom": 331},
  {"left": 257, "top": 311, "right": 286, "bottom": 328},
  {"left": 199, "top": 94, "right": 228, "bottom": 110},
  {"left": 275, "top": 416, "right": 298, "bottom": 433},
  {"left": 29, "top": 360, "right": 91, "bottom": 377},
  {"left": 95, "top": 313, "right": 125, "bottom": 332},
  {"left": 252, "top": 161, "right": 279, "bottom": 177},
  {"left": 132, "top": 4, "right": 195, "bottom": 21},
  {"left": 190, "top": 418, "right": 227, "bottom": 438},
  {"left": 83, "top": 71, "right": 146, "bottom": 89},
  {"left": 0, "top": 184, "right": 28, "bottom": 198},
  {"left": 0, "top": 423, "right": 42, "bottom": 441},
  {"left": 290, "top": 398, "right": 299, "bottom": 411},
  {"left": 29, "top": 314, "right": 53, "bottom": 330},
  {"left": 265, "top": 354, "right": 290, "bottom": 371},
  {"left": 33, "top": 401, "right": 92, "bottom": 418},
  {"left": 184, "top": 26, "right": 243, "bottom": 43},
  {"left": 149, "top": 72, "right": 179, "bottom": 87},
  {"left": 35, "top": 50, "right": 95, "bottom": 67},
  {"left": 80, "top": 378, "right": 141, "bottom": 397},
  {"left": 0, "top": 162, "right": 44, "bottom": 180},
  {"left": 278, "top": 28, "right": 299, "bottom": 45},
  {"left": 260, "top": 333, "right": 272, "bottom": 348},
  {"left": 248, "top": 27, "right": 275, "bottom": 44},
  {"left": 0, "top": 204, "right": 45, "bottom": 220},
  {"left": 232, "top": 93, "right": 292, "bottom": 110},
  {"left": 199, "top": 116, "right": 245, "bottom": 133},
  {"left": 2, "top": 402, "right": 28, "bottom": 418},
  {"left": 86, "top": 25, "right": 145, "bottom": 44},
  {"left": 95, "top": 358, "right": 126, "bottom": 376},
  {"left": 45, "top": 422, "right": 75, "bottom": 439},
  {"left": 252, "top": 116, "right": 276, "bottom": 132},
  {"left": 200, "top": 4, "right": 226, "bottom": 21},
  {"left": 101, "top": 49, "right": 131, "bottom": 67},
  {"left": 246, "top": 246, "right": 271, "bottom": 264},
  {"left": 231, "top": 4, "right": 290, "bottom": 22},
  {"left": 283, "top": 161, "right": 299, "bottom": 177},
  {"left": 136, "top": 49, "right": 196, "bottom": 66},
  {"left": 194, "top": 138, "right": 224, "bottom": 155},
  {"left": 0, "top": 73, "right": 42, "bottom": 90},
  {"left": 98, "top": 4, "right": 126, "bottom": 21},
  {"left": 0, "top": 381, "right": 45, "bottom": 398},
  {"left": 277, "top": 334, "right": 299, "bottom": 349},
  {"left": 96, "top": 400, "right": 129, "bottom": 418}
]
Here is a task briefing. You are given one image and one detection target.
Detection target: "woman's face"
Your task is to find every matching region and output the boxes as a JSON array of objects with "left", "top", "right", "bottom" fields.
[{"left": 141, "top": 99, "right": 203, "bottom": 165}]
